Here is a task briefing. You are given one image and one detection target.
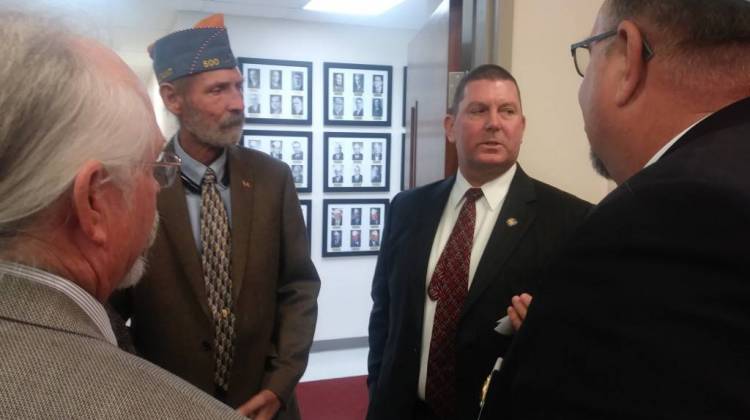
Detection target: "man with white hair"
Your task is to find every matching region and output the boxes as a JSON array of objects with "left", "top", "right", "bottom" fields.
[{"left": 0, "top": 10, "right": 243, "bottom": 419}]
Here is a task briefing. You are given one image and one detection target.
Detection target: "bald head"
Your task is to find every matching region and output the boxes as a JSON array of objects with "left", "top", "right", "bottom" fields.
[{"left": 602, "top": 0, "right": 750, "bottom": 93}]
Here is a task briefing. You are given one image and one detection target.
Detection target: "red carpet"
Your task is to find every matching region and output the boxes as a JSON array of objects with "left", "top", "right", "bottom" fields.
[{"left": 297, "top": 375, "right": 368, "bottom": 420}]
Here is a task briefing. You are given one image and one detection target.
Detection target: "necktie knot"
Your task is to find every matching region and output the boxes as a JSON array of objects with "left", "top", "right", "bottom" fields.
[
  {"left": 203, "top": 168, "right": 217, "bottom": 186},
  {"left": 465, "top": 187, "right": 483, "bottom": 204}
]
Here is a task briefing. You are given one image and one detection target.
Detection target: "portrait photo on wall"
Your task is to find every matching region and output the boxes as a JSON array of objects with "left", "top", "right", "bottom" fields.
[
  {"left": 323, "top": 132, "right": 391, "bottom": 192},
  {"left": 323, "top": 62, "right": 393, "bottom": 126},
  {"left": 322, "top": 199, "right": 389, "bottom": 257},
  {"left": 242, "top": 130, "right": 312, "bottom": 192},
  {"left": 238, "top": 57, "right": 312, "bottom": 125},
  {"left": 299, "top": 199, "right": 312, "bottom": 250}
]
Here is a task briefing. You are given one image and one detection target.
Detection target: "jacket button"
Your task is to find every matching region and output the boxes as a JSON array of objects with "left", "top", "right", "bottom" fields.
[{"left": 201, "top": 340, "right": 212, "bottom": 351}]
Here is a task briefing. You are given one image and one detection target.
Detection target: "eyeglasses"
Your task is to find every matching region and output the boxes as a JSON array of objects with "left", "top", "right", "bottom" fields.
[
  {"left": 570, "top": 29, "right": 654, "bottom": 77},
  {"left": 145, "top": 151, "right": 181, "bottom": 188}
]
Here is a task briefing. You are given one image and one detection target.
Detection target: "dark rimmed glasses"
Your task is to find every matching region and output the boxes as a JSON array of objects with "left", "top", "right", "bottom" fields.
[
  {"left": 146, "top": 151, "right": 181, "bottom": 188},
  {"left": 570, "top": 29, "right": 654, "bottom": 77}
]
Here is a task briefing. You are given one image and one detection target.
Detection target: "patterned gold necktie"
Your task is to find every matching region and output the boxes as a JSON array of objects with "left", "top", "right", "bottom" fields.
[{"left": 200, "top": 168, "right": 235, "bottom": 391}]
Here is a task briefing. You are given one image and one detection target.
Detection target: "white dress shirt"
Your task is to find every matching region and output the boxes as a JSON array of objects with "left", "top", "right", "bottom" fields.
[{"left": 417, "top": 164, "right": 517, "bottom": 399}]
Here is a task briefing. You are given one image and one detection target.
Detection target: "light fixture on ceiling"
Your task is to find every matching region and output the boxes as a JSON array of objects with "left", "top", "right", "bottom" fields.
[{"left": 303, "top": 0, "right": 406, "bottom": 16}]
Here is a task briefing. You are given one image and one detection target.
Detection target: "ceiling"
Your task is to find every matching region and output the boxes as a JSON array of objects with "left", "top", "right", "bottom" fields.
[
  {"left": 12, "top": 0, "right": 440, "bottom": 82},
  {"left": 22, "top": 0, "right": 441, "bottom": 32}
]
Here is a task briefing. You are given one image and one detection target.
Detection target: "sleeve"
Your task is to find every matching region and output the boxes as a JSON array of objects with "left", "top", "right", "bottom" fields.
[
  {"left": 367, "top": 192, "right": 400, "bottom": 396},
  {"left": 260, "top": 166, "right": 321, "bottom": 405}
]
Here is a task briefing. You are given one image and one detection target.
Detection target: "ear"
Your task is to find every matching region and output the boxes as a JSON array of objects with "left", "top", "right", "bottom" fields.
[
  {"left": 444, "top": 114, "right": 456, "bottom": 144},
  {"left": 159, "top": 83, "right": 184, "bottom": 116},
  {"left": 614, "top": 20, "right": 649, "bottom": 106},
  {"left": 71, "top": 161, "right": 112, "bottom": 245}
]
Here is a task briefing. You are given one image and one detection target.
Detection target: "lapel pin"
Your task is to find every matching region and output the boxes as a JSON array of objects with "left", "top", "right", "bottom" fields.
[
  {"left": 241, "top": 180, "right": 252, "bottom": 189},
  {"left": 506, "top": 217, "right": 518, "bottom": 227}
]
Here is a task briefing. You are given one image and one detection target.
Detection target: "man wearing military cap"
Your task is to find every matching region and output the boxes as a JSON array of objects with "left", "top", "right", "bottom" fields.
[{"left": 111, "top": 14, "right": 320, "bottom": 420}]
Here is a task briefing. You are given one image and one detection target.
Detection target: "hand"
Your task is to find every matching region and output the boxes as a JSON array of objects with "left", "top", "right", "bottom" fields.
[
  {"left": 507, "top": 293, "right": 533, "bottom": 332},
  {"left": 236, "top": 389, "right": 281, "bottom": 420}
]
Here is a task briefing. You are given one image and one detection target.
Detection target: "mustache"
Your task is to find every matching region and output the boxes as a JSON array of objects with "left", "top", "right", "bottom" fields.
[{"left": 220, "top": 112, "right": 244, "bottom": 129}]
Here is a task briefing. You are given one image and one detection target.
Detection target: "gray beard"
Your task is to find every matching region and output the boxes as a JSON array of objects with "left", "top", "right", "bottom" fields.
[
  {"left": 117, "top": 212, "right": 160, "bottom": 290},
  {"left": 180, "top": 110, "right": 243, "bottom": 148},
  {"left": 589, "top": 149, "right": 612, "bottom": 180}
]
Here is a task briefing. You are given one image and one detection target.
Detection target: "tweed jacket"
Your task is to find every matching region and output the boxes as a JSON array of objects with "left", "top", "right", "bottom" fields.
[{"left": 0, "top": 270, "right": 243, "bottom": 419}]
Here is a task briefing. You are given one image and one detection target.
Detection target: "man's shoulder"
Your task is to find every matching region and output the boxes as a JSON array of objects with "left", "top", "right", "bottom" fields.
[
  {"left": 528, "top": 176, "right": 592, "bottom": 212},
  {"left": 1, "top": 311, "right": 242, "bottom": 419},
  {"left": 230, "top": 145, "right": 289, "bottom": 174},
  {"left": 392, "top": 177, "right": 453, "bottom": 208}
]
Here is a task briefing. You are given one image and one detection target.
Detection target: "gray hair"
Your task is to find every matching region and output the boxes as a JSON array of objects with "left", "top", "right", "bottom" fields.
[{"left": 0, "top": 11, "right": 155, "bottom": 242}]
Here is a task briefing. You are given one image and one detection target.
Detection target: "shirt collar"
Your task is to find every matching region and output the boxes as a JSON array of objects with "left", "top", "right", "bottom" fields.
[
  {"left": 0, "top": 261, "right": 117, "bottom": 346},
  {"left": 173, "top": 132, "right": 229, "bottom": 189},
  {"left": 643, "top": 115, "right": 710, "bottom": 169},
  {"left": 450, "top": 164, "right": 517, "bottom": 211}
]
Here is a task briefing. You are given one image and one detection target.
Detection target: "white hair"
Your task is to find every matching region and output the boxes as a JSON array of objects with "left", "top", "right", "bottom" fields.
[{"left": 0, "top": 11, "right": 154, "bottom": 243}]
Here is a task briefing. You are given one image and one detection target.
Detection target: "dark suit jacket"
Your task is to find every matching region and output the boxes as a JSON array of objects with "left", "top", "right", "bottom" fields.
[
  {"left": 367, "top": 166, "right": 591, "bottom": 419},
  {"left": 488, "top": 97, "right": 750, "bottom": 420},
  {"left": 112, "top": 144, "right": 320, "bottom": 418}
]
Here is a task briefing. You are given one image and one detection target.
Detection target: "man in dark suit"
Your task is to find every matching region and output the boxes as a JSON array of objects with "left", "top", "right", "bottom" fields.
[
  {"left": 353, "top": 142, "right": 364, "bottom": 160},
  {"left": 352, "top": 164, "right": 363, "bottom": 184},
  {"left": 353, "top": 97, "right": 364, "bottom": 117},
  {"left": 367, "top": 64, "right": 591, "bottom": 420},
  {"left": 111, "top": 14, "right": 319, "bottom": 420},
  {"left": 332, "top": 164, "right": 344, "bottom": 184},
  {"left": 487, "top": 1, "right": 750, "bottom": 419},
  {"left": 291, "top": 141, "right": 304, "bottom": 161}
]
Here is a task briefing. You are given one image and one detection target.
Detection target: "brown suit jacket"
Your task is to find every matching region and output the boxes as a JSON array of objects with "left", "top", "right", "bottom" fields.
[{"left": 112, "top": 144, "right": 320, "bottom": 418}]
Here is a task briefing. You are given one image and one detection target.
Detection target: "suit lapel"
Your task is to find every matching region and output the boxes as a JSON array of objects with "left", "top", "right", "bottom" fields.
[
  {"left": 406, "top": 178, "right": 455, "bottom": 323},
  {"left": 227, "top": 146, "right": 254, "bottom": 304},
  {"left": 157, "top": 141, "right": 211, "bottom": 318},
  {"left": 461, "top": 167, "right": 537, "bottom": 318}
]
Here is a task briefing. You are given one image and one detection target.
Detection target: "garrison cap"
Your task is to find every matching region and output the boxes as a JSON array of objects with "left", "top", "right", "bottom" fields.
[{"left": 148, "top": 14, "right": 237, "bottom": 83}]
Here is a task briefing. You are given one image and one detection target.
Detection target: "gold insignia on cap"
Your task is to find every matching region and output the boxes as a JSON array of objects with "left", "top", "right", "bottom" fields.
[
  {"left": 506, "top": 217, "right": 518, "bottom": 227},
  {"left": 241, "top": 180, "right": 252, "bottom": 189},
  {"left": 203, "top": 58, "right": 220, "bottom": 69}
]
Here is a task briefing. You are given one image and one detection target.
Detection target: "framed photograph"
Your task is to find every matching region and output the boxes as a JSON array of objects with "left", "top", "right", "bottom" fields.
[
  {"left": 323, "top": 132, "right": 391, "bottom": 192},
  {"left": 299, "top": 199, "right": 312, "bottom": 250},
  {"left": 323, "top": 62, "right": 392, "bottom": 126},
  {"left": 242, "top": 130, "right": 312, "bottom": 192},
  {"left": 322, "top": 199, "right": 389, "bottom": 257},
  {"left": 238, "top": 57, "right": 312, "bottom": 125}
]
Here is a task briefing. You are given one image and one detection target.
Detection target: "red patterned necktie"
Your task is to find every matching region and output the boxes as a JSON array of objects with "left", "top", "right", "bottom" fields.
[{"left": 425, "top": 187, "right": 483, "bottom": 419}]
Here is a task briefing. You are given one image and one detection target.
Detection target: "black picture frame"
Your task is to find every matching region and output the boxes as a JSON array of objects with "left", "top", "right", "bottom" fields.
[
  {"left": 242, "top": 130, "right": 313, "bottom": 193},
  {"left": 299, "top": 199, "right": 312, "bottom": 251},
  {"left": 322, "top": 199, "right": 389, "bottom": 257},
  {"left": 401, "top": 133, "right": 407, "bottom": 191},
  {"left": 402, "top": 66, "right": 407, "bottom": 127},
  {"left": 323, "top": 62, "right": 393, "bottom": 127},
  {"left": 323, "top": 132, "right": 390, "bottom": 192},
  {"left": 238, "top": 57, "right": 312, "bottom": 125}
]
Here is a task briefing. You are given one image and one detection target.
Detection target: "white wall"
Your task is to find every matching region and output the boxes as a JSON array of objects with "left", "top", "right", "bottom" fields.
[
  {"left": 510, "top": 0, "right": 612, "bottom": 204},
  {"left": 162, "top": 12, "right": 415, "bottom": 342}
]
